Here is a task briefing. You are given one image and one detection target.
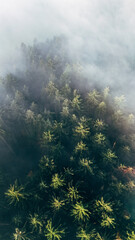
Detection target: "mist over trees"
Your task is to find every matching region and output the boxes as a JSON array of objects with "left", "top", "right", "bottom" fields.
[{"left": 0, "top": 37, "right": 135, "bottom": 239}]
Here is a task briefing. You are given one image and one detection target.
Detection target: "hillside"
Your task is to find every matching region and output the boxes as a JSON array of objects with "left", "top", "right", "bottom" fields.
[{"left": 0, "top": 37, "right": 135, "bottom": 240}]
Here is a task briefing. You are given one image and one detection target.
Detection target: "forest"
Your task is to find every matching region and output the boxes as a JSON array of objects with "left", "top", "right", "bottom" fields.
[{"left": 0, "top": 37, "right": 135, "bottom": 239}]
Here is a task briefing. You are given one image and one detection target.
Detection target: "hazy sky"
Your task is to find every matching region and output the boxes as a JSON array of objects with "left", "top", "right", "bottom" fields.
[{"left": 0, "top": 0, "right": 135, "bottom": 108}]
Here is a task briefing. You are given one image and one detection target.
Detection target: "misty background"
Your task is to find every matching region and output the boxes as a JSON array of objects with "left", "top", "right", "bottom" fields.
[{"left": 0, "top": 0, "right": 135, "bottom": 110}]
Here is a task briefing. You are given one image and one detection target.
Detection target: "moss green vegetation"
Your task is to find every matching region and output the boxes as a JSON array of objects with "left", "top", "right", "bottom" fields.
[{"left": 0, "top": 37, "right": 135, "bottom": 239}]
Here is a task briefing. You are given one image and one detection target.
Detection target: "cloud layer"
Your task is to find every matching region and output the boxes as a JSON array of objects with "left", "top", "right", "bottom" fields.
[{"left": 0, "top": 0, "right": 135, "bottom": 109}]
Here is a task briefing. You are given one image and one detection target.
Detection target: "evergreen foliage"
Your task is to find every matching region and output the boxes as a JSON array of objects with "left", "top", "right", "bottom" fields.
[{"left": 0, "top": 37, "right": 134, "bottom": 239}]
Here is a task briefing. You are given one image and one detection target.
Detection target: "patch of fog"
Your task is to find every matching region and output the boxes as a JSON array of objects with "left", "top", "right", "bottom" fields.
[{"left": 0, "top": 0, "right": 135, "bottom": 110}]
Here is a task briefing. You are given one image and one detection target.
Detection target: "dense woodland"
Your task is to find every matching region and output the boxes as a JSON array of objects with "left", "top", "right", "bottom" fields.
[{"left": 0, "top": 37, "right": 135, "bottom": 239}]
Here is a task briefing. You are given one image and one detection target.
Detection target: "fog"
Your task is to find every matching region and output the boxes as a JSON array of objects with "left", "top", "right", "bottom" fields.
[{"left": 0, "top": 0, "right": 135, "bottom": 109}]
